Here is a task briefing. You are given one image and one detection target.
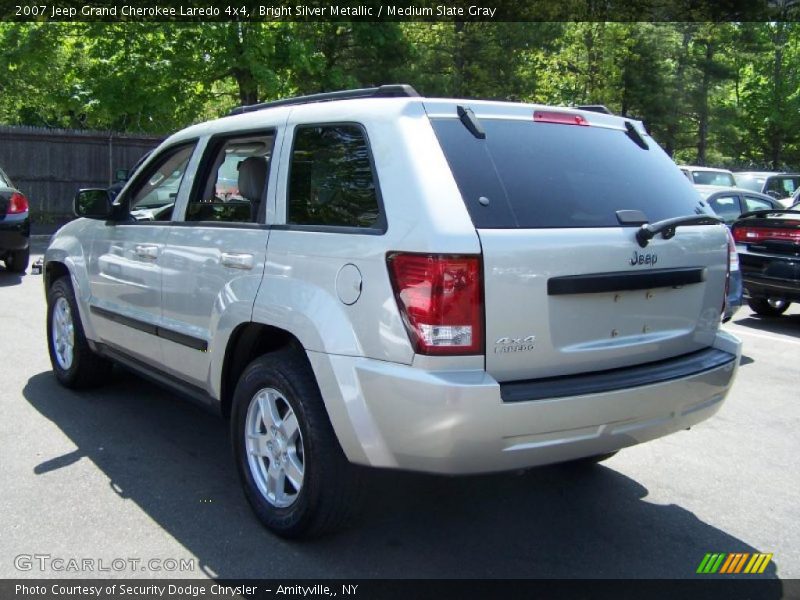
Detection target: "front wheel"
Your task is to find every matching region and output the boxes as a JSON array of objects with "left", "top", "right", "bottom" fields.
[
  {"left": 748, "top": 297, "right": 790, "bottom": 317},
  {"left": 231, "top": 349, "right": 364, "bottom": 539},
  {"left": 47, "top": 276, "right": 113, "bottom": 388}
]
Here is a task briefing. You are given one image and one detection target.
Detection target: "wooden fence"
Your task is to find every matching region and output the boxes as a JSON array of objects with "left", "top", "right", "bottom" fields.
[{"left": 0, "top": 126, "right": 163, "bottom": 219}]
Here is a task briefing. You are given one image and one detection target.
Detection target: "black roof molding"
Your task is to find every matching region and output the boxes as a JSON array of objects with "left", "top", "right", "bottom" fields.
[
  {"left": 576, "top": 105, "right": 612, "bottom": 115},
  {"left": 229, "top": 84, "right": 421, "bottom": 116}
]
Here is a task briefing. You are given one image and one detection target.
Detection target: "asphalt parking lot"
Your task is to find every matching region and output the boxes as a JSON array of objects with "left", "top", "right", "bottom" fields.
[{"left": 1, "top": 242, "right": 798, "bottom": 583}]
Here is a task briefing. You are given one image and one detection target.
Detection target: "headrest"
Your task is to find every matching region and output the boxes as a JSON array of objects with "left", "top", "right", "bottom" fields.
[{"left": 237, "top": 157, "right": 268, "bottom": 201}]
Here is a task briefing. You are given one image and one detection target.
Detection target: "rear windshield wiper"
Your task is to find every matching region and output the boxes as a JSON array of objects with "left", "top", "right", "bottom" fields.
[
  {"left": 636, "top": 214, "right": 722, "bottom": 247},
  {"left": 457, "top": 105, "right": 486, "bottom": 139}
]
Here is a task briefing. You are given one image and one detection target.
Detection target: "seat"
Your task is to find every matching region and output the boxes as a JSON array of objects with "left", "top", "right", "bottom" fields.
[{"left": 237, "top": 157, "right": 268, "bottom": 221}]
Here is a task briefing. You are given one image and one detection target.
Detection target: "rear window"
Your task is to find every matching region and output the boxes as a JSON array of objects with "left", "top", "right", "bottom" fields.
[
  {"left": 431, "top": 118, "right": 706, "bottom": 228},
  {"left": 735, "top": 175, "right": 765, "bottom": 192},
  {"left": 691, "top": 170, "right": 736, "bottom": 186},
  {"left": 0, "top": 168, "right": 11, "bottom": 188}
]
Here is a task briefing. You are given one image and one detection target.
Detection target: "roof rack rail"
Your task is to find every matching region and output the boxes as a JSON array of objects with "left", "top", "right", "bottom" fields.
[
  {"left": 229, "top": 84, "right": 421, "bottom": 116},
  {"left": 576, "top": 105, "right": 613, "bottom": 115}
]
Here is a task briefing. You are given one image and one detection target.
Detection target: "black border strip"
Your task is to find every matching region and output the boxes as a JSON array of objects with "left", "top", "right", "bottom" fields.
[
  {"left": 501, "top": 347, "right": 735, "bottom": 403},
  {"left": 90, "top": 305, "right": 208, "bottom": 352},
  {"left": 548, "top": 267, "right": 706, "bottom": 296}
]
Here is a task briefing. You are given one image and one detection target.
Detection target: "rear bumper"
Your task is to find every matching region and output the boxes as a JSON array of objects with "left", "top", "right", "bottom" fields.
[
  {"left": 742, "top": 274, "right": 800, "bottom": 302},
  {"left": 740, "top": 251, "right": 800, "bottom": 302},
  {"left": 0, "top": 214, "right": 30, "bottom": 252},
  {"left": 310, "top": 330, "right": 742, "bottom": 474}
]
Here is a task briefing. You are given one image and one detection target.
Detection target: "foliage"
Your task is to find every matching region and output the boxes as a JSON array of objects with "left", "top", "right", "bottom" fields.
[{"left": 2, "top": 22, "right": 800, "bottom": 168}]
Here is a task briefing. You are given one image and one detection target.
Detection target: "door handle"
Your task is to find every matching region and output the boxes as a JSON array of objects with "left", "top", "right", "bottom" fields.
[
  {"left": 134, "top": 244, "right": 159, "bottom": 260},
  {"left": 221, "top": 252, "right": 254, "bottom": 270}
]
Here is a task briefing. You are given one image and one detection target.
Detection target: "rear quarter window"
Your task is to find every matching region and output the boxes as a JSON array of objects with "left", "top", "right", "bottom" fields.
[
  {"left": 287, "top": 124, "right": 383, "bottom": 230},
  {"left": 431, "top": 117, "right": 707, "bottom": 229}
]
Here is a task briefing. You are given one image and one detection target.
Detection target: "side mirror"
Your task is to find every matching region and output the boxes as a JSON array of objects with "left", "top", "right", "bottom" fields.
[
  {"left": 115, "top": 168, "right": 129, "bottom": 182},
  {"left": 74, "top": 189, "right": 113, "bottom": 219}
]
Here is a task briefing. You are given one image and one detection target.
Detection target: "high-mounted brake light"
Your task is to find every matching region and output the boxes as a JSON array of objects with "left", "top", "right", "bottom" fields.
[
  {"left": 387, "top": 253, "right": 483, "bottom": 355},
  {"left": 7, "top": 192, "right": 28, "bottom": 214},
  {"left": 533, "top": 110, "right": 588, "bottom": 126},
  {"left": 732, "top": 225, "right": 800, "bottom": 244}
]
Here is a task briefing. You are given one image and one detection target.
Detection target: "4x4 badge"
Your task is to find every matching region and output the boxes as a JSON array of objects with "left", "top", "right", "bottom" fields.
[
  {"left": 630, "top": 251, "right": 658, "bottom": 266},
  {"left": 494, "top": 335, "right": 536, "bottom": 354}
]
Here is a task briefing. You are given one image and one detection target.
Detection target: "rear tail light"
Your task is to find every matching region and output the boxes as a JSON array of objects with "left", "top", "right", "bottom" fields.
[
  {"left": 7, "top": 192, "right": 29, "bottom": 214},
  {"left": 723, "top": 229, "right": 737, "bottom": 317},
  {"left": 533, "top": 110, "right": 588, "bottom": 126},
  {"left": 727, "top": 229, "right": 739, "bottom": 272},
  {"left": 732, "top": 225, "right": 800, "bottom": 244},
  {"left": 387, "top": 253, "right": 483, "bottom": 355}
]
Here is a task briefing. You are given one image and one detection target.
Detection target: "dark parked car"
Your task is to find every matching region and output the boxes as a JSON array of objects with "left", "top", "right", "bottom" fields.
[
  {"left": 0, "top": 167, "right": 30, "bottom": 273},
  {"left": 732, "top": 208, "right": 800, "bottom": 316},
  {"left": 692, "top": 186, "right": 772, "bottom": 321},
  {"left": 695, "top": 185, "right": 783, "bottom": 226},
  {"left": 734, "top": 172, "right": 800, "bottom": 207}
]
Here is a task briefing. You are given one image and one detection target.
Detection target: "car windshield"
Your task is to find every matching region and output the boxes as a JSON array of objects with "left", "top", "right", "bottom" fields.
[
  {"left": 764, "top": 176, "right": 800, "bottom": 197},
  {"left": 735, "top": 175, "right": 766, "bottom": 192},
  {"left": 691, "top": 170, "right": 735, "bottom": 186}
]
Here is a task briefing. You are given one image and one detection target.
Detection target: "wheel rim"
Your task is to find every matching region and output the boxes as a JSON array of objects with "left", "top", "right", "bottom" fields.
[
  {"left": 767, "top": 298, "right": 787, "bottom": 309},
  {"left": 245, "top": 387, "right": 305, "bottom": 508},
  {"left": 52, "top": 297, "right": 75, "bottom": 370}
]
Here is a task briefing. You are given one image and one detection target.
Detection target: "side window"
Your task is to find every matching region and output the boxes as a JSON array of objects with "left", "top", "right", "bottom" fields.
[
  {"left": 707, "top": 195, "right": 741, "bottom": 223},
  {"left": 744, "top": 196, "right": 774, "bottom": 212},
  {"left": 288, "top": 124, "right": 382, "bottom": 229},
  {"left": 126, "top": 144, "right": 195, "bottom": 221},
  {"left": 186, "top": 132, "right": 274, "bottom": 224}
]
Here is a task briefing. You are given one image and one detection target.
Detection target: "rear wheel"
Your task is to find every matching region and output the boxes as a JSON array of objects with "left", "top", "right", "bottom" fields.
[
  {"left": 231, "top": 349, "right": 364, "bottom": 539},
  {"left": 47, "top": 276, "right": 113, "bottom": 388},
  {"left": 748, "top": 297, "right": 790, "bottom": 317},
  {"left": 5, "top": 248, "right": 29, "bottom": 273}
]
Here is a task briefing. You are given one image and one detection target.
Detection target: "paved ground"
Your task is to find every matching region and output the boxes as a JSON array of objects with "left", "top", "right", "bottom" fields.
[{"left": 1, "top": 243, "right": 798, "bottom": 583}]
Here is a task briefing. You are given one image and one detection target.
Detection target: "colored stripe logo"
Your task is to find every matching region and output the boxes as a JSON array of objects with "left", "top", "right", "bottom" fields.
[{"left": 696, "top": 552, "right": 772, "bottom": 574}]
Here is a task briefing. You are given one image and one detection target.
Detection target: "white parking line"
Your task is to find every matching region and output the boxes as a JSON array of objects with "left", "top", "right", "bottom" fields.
[{"left": 730, "top": 328, "right": 800, "bottom": 346}]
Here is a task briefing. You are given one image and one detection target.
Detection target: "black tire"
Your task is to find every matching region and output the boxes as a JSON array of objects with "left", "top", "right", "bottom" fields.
[
  {"left": 47, "top": 276, "right": 113, "bottom": 388},
  {"left": 5, "top": 248, "right": 29, "bottom": 274},
  {"left": 561, "top": 451, "right": 619, "bottom": 468},
  {"left": 231, "top": 348, "right": 364, "bottom": 539},
  {"left": 748, "top": 297, "right": 790, "bottom": 317}
]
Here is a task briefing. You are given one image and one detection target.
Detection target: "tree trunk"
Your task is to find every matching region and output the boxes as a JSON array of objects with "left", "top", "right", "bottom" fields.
[
  {"left": 664, "top": 27, "right": 692, "bottom": 157},
  {"left": 769, "top": 23, "right": 786, "bottom": 169},
  {"left": 696, "top": 40, "right": 713, "bottom": 165}
]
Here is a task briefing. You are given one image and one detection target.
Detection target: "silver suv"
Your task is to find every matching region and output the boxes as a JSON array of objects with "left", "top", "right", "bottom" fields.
[{"left": 44, "top": 85, "right": 742, "bottom": 538}]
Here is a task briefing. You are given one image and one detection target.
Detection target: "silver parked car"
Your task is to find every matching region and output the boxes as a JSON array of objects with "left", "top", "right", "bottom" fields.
[{"left": 44, "top": 85, "right": 742, "bottom": 538}]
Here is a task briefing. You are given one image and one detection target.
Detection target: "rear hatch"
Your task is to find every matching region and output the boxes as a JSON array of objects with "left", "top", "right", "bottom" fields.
[{"left": 427, "top": 101, "right": 729, "bottom": 382}]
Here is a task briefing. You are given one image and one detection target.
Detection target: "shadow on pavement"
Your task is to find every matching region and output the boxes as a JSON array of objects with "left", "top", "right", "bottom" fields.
[
  {"left": 0, "top": 267, "right": 24, "bottom": 287},
  {"left": 732, "top": 313, "right": 800, "bottom": 337},
  {"left": 22, "top": 370, "right": 783, "bottom": 584}
]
